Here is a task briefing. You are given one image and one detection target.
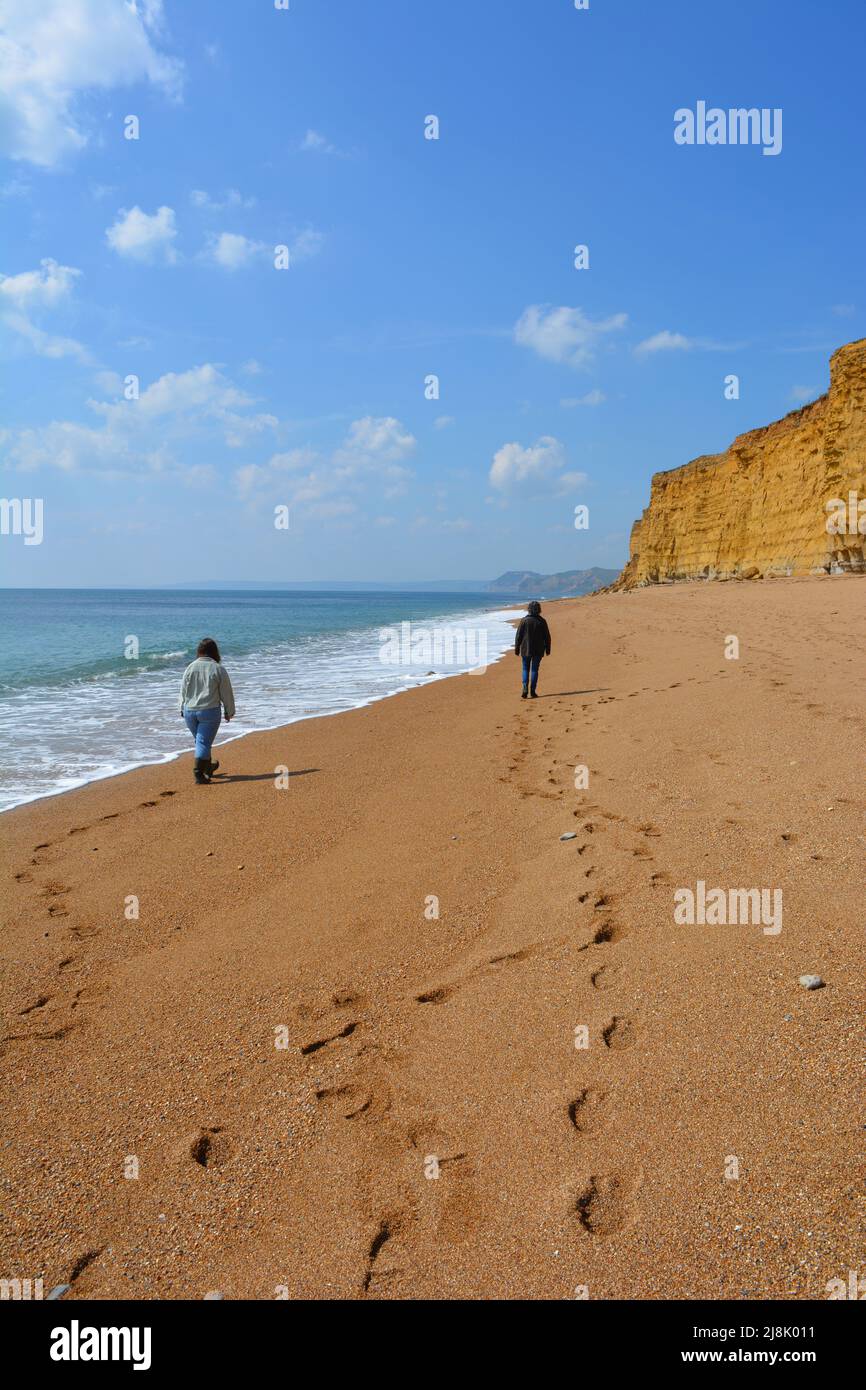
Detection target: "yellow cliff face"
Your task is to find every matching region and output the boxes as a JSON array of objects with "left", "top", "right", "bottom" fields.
[{"left": 614, "top": 338, "right": 866, "bottom": 588}]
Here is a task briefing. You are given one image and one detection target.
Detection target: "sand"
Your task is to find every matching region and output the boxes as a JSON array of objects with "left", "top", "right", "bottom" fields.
[{"left": 1, "top": 577, "right": 863, "bottom": 1301}]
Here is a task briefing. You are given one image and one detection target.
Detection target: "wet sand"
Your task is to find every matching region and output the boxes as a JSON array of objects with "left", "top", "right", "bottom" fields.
[{"left": 1, "top": 577, "right": 863, "bottom": 1300}]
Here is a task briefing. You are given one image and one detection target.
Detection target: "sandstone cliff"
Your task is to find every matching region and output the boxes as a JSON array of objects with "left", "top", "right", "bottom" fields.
[{"left": 614, "top": 338, "right": 866, "bottom": 588}]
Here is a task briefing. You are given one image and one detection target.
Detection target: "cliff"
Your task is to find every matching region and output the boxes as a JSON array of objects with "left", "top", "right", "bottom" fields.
[{"left": 613, "top": 338, "right": 866, "bottom": 588}]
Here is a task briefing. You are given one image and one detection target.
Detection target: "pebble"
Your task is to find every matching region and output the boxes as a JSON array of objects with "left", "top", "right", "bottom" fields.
[
  {"left": 203, "top": 1291, "right": 224, "bottom": 1300},
  {"left": 236, "top": 865, "right": 244, "bottom": 870},
  {"left": 798, "top": 975, "right": 824, "bottom": 990},
  {"left": 47, "top": 1285, "right": 71, "bottom": 1300},
  {"left": 560, "top": 832, "right": 577, "bottom": 841}
]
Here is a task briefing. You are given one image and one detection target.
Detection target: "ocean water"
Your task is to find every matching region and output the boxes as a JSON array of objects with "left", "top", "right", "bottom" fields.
[{"left": 0, "top": 589, "right": 524, "bottom": 813}]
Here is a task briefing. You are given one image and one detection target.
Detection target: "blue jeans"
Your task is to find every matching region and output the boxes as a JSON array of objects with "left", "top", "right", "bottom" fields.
[
  {"left": 522, "top": 655, "right": 541, "bottom": 690},
  {"left": 183, "top": 705, "right": 221, "bottom": 759}
]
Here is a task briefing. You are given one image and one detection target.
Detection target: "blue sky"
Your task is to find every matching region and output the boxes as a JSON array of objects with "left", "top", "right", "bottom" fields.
[{"left": 2, "top": 0, "right": 864, "bottom": 587}]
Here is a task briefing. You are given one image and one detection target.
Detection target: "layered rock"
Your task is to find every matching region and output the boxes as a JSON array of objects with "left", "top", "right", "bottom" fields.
[{"left": 614, "top": 338, "right": 866, "bottom": 588}]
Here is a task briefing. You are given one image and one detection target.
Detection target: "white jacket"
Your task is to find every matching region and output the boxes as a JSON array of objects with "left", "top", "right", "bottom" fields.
[{"left": 179, "top": 657, "right": 236, "bottom": 717}]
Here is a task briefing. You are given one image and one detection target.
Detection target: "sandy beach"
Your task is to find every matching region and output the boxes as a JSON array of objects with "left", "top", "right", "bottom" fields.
[{"left": 1, "top": 577, "right": 863, "bottom": 1301}]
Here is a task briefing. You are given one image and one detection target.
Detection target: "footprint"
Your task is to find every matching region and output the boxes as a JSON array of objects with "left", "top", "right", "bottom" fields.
[
  {"left": 315, "top": 1083, "right": 389, "bottom": 1121},
  {"left": 602, "top": 1016, "right": 634, "bottom": 1050},
  {"left": 590, "top": 963, "right": 619, "bottom": 991},
  {"left": 19, "top": 994, "right": 51, "bottom": 1015},
  {"left": 414, "top": 986, "right": 455, "bottom": 1006},
  {"left": 160, "top": 790, "right": 177, "bottom": 798},
  {"left": 487, "top": 946, "right": 538, "bottom": 966},
  {"left": 363, "top": 1210, "right": 407, "bottom": 1294},
  {"left": 190, "top": 1127, "right": 231, "bottom": 1167},
  {"left": 574, "top": 1172, "right": 638, "bottom": 1236},
  {"left": 590, "top": 920, "right": 626, "bottom": 946},
  {"left": 300, "top": 1020, "right": 359, "bottom": 1054},
  {"left": 568, "top": 1088, "right": 608, "bottom": 1134}
]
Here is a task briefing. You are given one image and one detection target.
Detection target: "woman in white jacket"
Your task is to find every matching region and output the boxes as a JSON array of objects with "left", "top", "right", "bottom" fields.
[{"left": 179, "top": 637, "right": 236, "bottom": 784}]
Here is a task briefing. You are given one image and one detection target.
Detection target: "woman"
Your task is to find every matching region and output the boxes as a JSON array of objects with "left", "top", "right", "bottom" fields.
[
  {"left": 179, "top": 638, "right": 235, "bottom": 784},
  {"left": 513, "top": 600, "right": 551, "bottom": 699}
]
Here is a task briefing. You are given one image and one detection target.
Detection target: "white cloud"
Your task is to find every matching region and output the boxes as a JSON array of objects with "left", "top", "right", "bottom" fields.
[
  {"left": 289, "top": 228, "right": 325, "bottom": 263},
  {"left": 240, "top": 358, "right": 263, "bottom": 375},
  {"left": 205, "top": 231, "right": 265, "bottom": 270},
  {"left": 789, "top": 384, "right": 819, "bottom": 404},
  {"left": 0, "top": 0, "right": 183, "bottom": 168},
  {"left": 560, "top": 389, "right": 606, "bottom": 408},
  {"left": 634, "top": 330, "right": 740, "bottom": 357},
  {"left": 6, "top": 363, "right": 277, "bottom": 473},
  {"left": 235, "top": 416, "right": 416, "bottom": 513},
  {"left": 634, "top": 330, "right": 694, "bottom": 357},
  {"left": 300, "top": 129, "right": 341, "bottom": 155},
  {"left": 514, "top": 305, "right": 627, "bottom": 368},
  {"left": 489, "top": 435, "right": 567, "bottom": 490},
  {"left": 106, "top": 205, "right": 178, "bottom": 263},
  {"left": 190, "top": 188, "right": 255, "bottom": 212},
  {"left": 555, "top": 469, "right": 589, "bottom": 493},
  {"left": 0, "top": 257, "right": 80, "bottom": 307},
  {"left": 433, "top": 414, "right": 455, "bottom": 429},
  {"left": 0, "top": 257, "right": 88, "bottom": 359}
]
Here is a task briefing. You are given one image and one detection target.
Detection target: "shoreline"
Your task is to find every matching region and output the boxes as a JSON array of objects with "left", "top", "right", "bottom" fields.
[
  {"left": 2, "top": 579, "right": 862, "bottom": 1299},
  {"left": 0, "top": 599, "right": 525, "bottom": 816}
]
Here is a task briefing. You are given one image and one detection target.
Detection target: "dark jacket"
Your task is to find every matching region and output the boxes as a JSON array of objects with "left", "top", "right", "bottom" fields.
[{"left": 514, "top": 614, "right": 551, "bottom": 659}]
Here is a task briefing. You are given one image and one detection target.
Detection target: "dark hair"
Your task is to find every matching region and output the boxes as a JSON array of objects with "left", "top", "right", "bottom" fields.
[
  {"left": 528, "top": 601, "right": 542, "bottom": 616},
  {"left": 196, "top": 637, "right": 221, "bottom": 662}
]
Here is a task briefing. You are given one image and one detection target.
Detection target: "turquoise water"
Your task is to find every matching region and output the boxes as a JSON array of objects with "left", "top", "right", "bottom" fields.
[{"left": 0, "top": 589, "right": 523, "bottom": 811}]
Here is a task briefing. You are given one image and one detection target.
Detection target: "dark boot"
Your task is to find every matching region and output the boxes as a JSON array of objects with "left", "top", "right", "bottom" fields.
[
  {"left": 521, "top": 685, "right": 528, "bottom": 699},
  {"left": 530, "top": 688, "right": 538, "bottom": 698},
  {"left": 193, "top": 758, "right": 209, "bottom": 785},
  {"left": 206, "top": 759, "right": 220, "bottom": 777}
]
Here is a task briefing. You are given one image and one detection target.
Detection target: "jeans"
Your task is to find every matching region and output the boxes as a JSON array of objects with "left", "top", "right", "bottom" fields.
[
  {"left": 183, "top": 705, "right": 221, "bottom": 759},
  {"left": 522, "top": 654, "right": 541, "bottom": 690}
]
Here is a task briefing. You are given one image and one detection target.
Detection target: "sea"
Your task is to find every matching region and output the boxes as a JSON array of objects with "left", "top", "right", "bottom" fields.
[{"left": 0, "top": 589, "right": 525, "bottom": 814}]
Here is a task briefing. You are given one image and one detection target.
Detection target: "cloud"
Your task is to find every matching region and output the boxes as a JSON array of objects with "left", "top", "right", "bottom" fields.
[
  {"left": 300, "top": 129, "right": 341, "bottom": 155},
  {"left": 433, "top": 415, "right": 455, "bottom": 429},
  {"left": 5, "top": 363, "right": 277, "bottom": 473},
  {"left": 634, "top": 330, "right": 741, "bottom": 357},
  {"left": 0, "top": 257, "right": 80, "bottom": 307},
  {"left": 205, "top": 231, "right": 266, "bottom": 270},
  {"left": 106, "top": 205, "right": 178, "bottom": 263},
  {"left": 235, "top": 416, "right": 416, "bottom": 513},
  {"left": 489, "top": 435, "right": 567, "bottom": 490},
  {"left": 560, "top": 389, "right": 606, "bottom": 408},
  {"left": 789, "top": 384, "right": 819, "bottom": 404},
  {"left": 514, "top": 305, "right": 627, "bottom": 368},
  {"left": 0, "top": 257, "right": 88, "bottom": 359},
  {"left": 289, "top": 228, "right": 324, "bottom": 263},
  {"left": 633, "top": 330, "right": 694, "bottom": 357},
  {"left": 0, "top": 0, "right": 183, "bottom": 168},
  {"left": 190, "top": 188, "right": 256, "bottom": 212}
]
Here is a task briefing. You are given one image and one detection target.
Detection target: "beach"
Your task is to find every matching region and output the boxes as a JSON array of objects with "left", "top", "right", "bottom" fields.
[{"left": 1, "top": 576, "right": 863, "bottom": 1301}]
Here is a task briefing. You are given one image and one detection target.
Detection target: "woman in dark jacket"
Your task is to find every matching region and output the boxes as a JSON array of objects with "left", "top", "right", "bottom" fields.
[{"left": 514, "top": 600, "right": 551, "bottom": 698}]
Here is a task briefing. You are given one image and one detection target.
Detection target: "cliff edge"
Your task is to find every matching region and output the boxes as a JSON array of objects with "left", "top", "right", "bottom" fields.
[{"left": 613, "top": 338, "right": 866, "bottom": 588}]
